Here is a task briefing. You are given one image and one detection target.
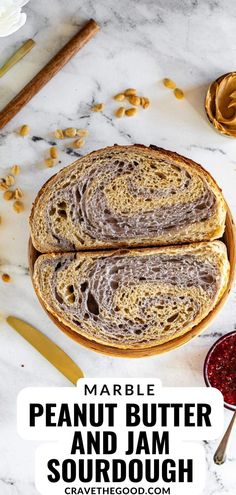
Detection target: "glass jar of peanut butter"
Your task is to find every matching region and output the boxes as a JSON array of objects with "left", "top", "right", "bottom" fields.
[{"left": 205, "top": 72, "right": 236, "bottom": 137}]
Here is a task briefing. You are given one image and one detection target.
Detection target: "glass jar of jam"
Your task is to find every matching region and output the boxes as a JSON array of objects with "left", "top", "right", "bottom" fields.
[{"left": 204, "top": 332, "right": 236, "bottom": 411}]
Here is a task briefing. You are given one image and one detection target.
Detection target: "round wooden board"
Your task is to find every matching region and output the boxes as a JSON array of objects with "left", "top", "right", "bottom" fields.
[{"left": 29, "top": 208, "right": 236, "bottom": 358}]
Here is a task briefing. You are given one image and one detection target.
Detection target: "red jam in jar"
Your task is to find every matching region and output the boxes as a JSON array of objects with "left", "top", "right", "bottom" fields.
[{"left": 204, "top": 332, "right": 236, "bottom": 409}]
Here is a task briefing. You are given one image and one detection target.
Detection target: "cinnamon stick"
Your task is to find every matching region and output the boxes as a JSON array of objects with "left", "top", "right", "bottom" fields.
[{"left": 0, "top": 19, "right": 100, "bottom": 130}]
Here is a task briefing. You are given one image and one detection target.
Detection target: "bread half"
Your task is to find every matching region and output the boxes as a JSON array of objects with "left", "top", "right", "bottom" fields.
[
  {"left": 30, "top": 145, "right": 227, "bottom": 252},
  {"left": 33, "top": 241, "right": 229, "bottom": 349}
]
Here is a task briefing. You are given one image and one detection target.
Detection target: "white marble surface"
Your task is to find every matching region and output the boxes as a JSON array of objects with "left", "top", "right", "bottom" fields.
[{"left": 0, "top": 1, "right": 236, "bottom": 494}]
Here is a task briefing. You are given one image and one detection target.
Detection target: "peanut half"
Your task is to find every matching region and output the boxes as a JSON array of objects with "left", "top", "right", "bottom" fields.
[
  {"left": 49, "top": 146, "right": 58, "bottom": 159},
  {"left": 128, "top": 95, "right": 141, "bottom": 106},
  {"left": 64, "top": 128, "right": 77, "bottom": 138},
  {"left": 73, "top": 138, "right": 85, "bottom": 149},
  {"left": 142, "top": 97, "right": 150, "bottom": 109},
  {"left": 5, "top": 175, "right": 15, "bottom": 187},
  {"left": 13, "top": 200, "right": 24, "bottom": 213},
  {"left": 14, "top": 188, "right": 23, "bottom": 200},
  {"left": 163, "top": 78, "right": 176, "bottom": 89},
  {"left": 11, "top": 165, "right": 21, "bottom": 176},
  {"left": 76, "top": 129, "right": 89, "bottom": 137},
  {"left": 114, "top": 93, "right": 125, "bottom": 102},
  {"left": 91, "top": 103, "right": 105, "bottom": 112},
  {"left": 19, "top": 125, "right": 30, "bottom": 137},
  {"left": 54, "top": 129, "right": 64, "bottom": 139},
  {"left": 0, "top": 179, "right": 8, "bottom": 191},
  {"left": 44, "top": 158, "right": 56, "bottom": 168},
  {"left": 124, "top": 88, "right": 137, "bottom": 96},
  {"left": 125, "top": 108, "right": 138, "bottom": 117},
  {"left": 2, "top": 273, "right": 11, "bottom": 283},
  {"left": 174, "top": 88, "right": 184, "bottom": 99},
  {"left": 3, "top": 191, "right": 14, "bottom": 201},
  {"left": 115, "top": 107, "right": 125, "bottom": 118}
]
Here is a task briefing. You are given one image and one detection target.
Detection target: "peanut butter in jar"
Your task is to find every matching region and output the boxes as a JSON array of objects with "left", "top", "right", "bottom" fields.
[{"left": 205, "top": 72, "right": 236, "bottom": 137}]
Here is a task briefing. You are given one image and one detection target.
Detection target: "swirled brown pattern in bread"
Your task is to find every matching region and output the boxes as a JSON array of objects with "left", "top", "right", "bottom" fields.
[
  {"left": 33, "top": 242, "right": 229, "bottom": 349},
  {"left": 30, "top": 145, "right": 227, "bottom": 252}
]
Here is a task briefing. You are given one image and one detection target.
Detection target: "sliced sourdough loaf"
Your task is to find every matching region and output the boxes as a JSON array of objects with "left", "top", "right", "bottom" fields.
[
  {"left": 33, "top": 241, "right": 230, "bottom": 349},
  {"left": 30, "top": 145, "right": 227, "bottom": 252}
]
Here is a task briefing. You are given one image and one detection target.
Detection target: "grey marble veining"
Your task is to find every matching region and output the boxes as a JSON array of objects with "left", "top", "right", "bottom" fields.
[{"left": 0, "top": 1, "right": 236, "bottom": 494}]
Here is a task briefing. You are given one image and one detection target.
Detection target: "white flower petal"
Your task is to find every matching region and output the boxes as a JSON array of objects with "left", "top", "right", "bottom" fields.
[
  {"left": 0, "top": 0, "right": 29, "bottom": 37},
  {"left": 0, "top": 12, "right": 27, "bottom": 37},
  {"left": 15, "top": 0, "right": 30, "bottom": 7},
  {"left": 0, "top": 6, "right": 21, "bottom": 25}
]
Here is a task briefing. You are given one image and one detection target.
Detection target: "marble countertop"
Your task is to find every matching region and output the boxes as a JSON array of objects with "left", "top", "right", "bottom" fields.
[{"left": 0, "top": 1, "right": 236, "bottom": 494}]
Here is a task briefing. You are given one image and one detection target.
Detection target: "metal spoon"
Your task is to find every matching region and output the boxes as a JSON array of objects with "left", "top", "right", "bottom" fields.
[{"left": 214, "top": 409, "right": 236, "bottom": 465}]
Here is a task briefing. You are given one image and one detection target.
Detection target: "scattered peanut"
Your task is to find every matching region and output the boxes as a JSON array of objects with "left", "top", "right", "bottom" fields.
[
  {"left": 73, "top": 138, "right": 85, "bottom": 149},
  {"left": 64, "top": 127, "right": 77, "bottom": 138},
  {"left": 49, "top": 146, "right": 58, "bottom": 159},
  {"left": 11, "top": 164, "right": 21, "bottom": 176},
  {"left": 0, "top": 179, "right": 8, "bottom": 191},
  {"left": 2, "top": 273, "right": 11, "bottom": 283},
  {"left": 142, "top": 97, "right": 150, "bottom": 109},
  {"left": 14, "top": 188, "right": 23, "bottom": 200},
  {"left": 54, "top": 129, "right": 64, "bottom": 139},
  {"left": 3, "top": 190, "right": 14, "bottom": 201},
  {"left": 44, "top": 158, "right": 55, "bottom": 168},
  {"left": 163, "top": 78, "right": 176, "bottom": 89},
  {"left": 125, "top": 107, "right": 138, "bottom": 117},
  {"left": 91, "top": 103, "right": 105, "bottom": 112},
  {"left": 76, "top": 129, "right": 89, "bottom": 137},
  {"left": 128, "top": 95, "right": 141, "bottom": 106},
  {"left": 124, "top": 88, "right": 137, "bottom": 96},
  {"left": 115, "top": 107, "right": 125, "bottom": 118},
  {"left": 19, "top": 124, "right": 30, "bottom": 137},
  {"left": 13, "top": 200, "right": 24, "bottom": 213},
  {"left": 174, "top": 88, "right": 184, "bottom": 99},
  {"left": 114, "top": 93, "right": 125, "bottom": 102},
  {"left": 5, "top": 175, "right": 15, "bottom": 187}
]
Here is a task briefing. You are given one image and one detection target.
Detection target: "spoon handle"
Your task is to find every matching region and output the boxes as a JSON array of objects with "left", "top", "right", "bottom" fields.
[
  {"left": 0, "top": 39, "right": 35, "bottom": 78},
  {"left": 214, "top": 409, "right": 236, "bottom": 465}
]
